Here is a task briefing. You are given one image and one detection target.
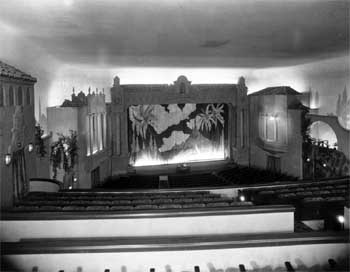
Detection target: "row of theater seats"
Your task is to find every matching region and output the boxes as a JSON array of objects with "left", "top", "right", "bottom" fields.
[
  {"left": 29, "top": 259, "right": 348, "bottom": 272},
  {"left": 11, "top": 191, "right": 253, "bottom": 212},
  {"left": 242, "top": 179, "right": 349, "bottom": 221},
  {"left": 216, "top": 166, "right": 297, "bottom": 185},
  {"left": 243, "top": 179, "right": 349, "bottom": 206}
]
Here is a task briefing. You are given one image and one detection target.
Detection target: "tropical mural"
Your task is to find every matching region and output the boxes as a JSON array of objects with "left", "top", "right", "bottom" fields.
[{"left": 128, "top": 103, "right": 228, "bottom": 166}]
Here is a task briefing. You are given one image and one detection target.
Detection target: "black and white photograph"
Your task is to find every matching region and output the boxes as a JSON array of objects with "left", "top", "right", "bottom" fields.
[{"left": 0, "top": 0, "right": 349, "bottom": 271}]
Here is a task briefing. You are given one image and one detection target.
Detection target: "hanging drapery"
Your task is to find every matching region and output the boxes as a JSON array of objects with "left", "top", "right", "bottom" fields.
[
  {"left": 12, "top": 148, "right": 28, "bottom": 202},
  {"left": 128, "top": 103, "right": 228, "bottom": 166}
]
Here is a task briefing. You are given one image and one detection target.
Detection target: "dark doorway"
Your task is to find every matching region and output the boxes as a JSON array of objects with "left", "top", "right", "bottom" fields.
[
  {"left": 267, "top": 155, "right": 281, "bottom": 173},
  {"left": 91, "top": 167, "right": 100, "bottom": 188}
]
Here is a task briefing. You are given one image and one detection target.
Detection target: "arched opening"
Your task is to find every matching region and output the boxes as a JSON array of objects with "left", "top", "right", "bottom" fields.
[
  {"left": 179, "top": 82, "right": 186, "bottom": 94},
  {"left": 0, "top": 85, "right": 4, "bottom": 106},
  {"left": 309, "top": 121, "right": 338, "bottom": 149},
  {"left": 17, "top": 86, "right": 23, "bottom": 105},
  {"left": 304, "top": 121, "right": 348, "bottom": 179},
  {"left": 26, "top": 87, "right": 31, "bottom": 105},
  {"left": 9, "top": 86, "right": 14, "bottom": 106}
]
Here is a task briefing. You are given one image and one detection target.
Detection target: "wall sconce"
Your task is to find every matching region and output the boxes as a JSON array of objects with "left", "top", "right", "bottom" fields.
[
  {"left": 337, "top": 215, "right": 345, "bottom": 230},
  {"left": 5, "top": 153, "right": 11, "bottom": 166},
  {"left": 268, "top": 115, "right": 277, "bottom": 121},
  {"left": 337, "top": 215, "right": 345, "bottom": 224},
  {"left": 237, "top": 190, "right": 246, "bottom": 202},
  {"left": 28, "top": 143, "right": 34, "bottom": 153}
]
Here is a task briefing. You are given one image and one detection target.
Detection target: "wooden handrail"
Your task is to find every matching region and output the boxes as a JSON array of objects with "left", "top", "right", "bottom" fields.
[
  {"left": 3, "top": 231, "right": 347, "bottom": 255},
  {"left": 1, "top": 204, "right": 295, "bottom": 220}
]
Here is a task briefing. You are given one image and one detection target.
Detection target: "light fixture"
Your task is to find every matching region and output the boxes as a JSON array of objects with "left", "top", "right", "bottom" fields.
[
  {"left": 337, "top": 215, "right": 345, "bottom": 224},
  {"left": 5, "top": 153, "right": 11, "bottom": 166},
  {"left": 28, "top": 143, "right": 34, "bottom": 153},
  {"left": 323, "top": 163, "right": 327, "bottom": 167},
  {"left": 269, "top": 116, "right": 276, "bottom": 121},
  {"left": 237, "top": 190, "right": 246, "bottom": 202},
  {"left": 306, "top": 158, "right": 310, "bottom": 162},
  {"left": 73, "top": 177, "right": 78, "bottom": 183},
  {"left": 68, "top": 186, "right": 72, "bottom": 190}
]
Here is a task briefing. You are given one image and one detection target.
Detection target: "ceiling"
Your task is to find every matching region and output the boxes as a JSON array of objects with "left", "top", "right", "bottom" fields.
[{"left": 0, "top": 0, "right": 348, "bottom": 68}]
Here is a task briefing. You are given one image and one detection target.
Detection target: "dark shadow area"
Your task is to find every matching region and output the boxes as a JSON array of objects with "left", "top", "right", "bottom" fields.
[
  {"left": 100, "top": 172, "right": 230, "bottom": 189},
  {"left": 215, "top": 165, "right": 297, "bottom": 185}
]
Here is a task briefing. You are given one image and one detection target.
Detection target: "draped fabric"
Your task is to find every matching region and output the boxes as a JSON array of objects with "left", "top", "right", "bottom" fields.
[
  {"left": 128, "top": 103, "right": 228, "bottom": 166},
  {"left": 12, "top": 148, "right": 28, "bottom": 202}
]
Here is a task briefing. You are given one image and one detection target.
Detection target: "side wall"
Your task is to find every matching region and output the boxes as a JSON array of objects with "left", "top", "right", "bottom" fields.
[
  {"left": 47, "top": 95, "right": 110, "bottom": 189},
  {"left": 0, "top": 77, "right": 36, "bottom": 208},
  {"left": 249, "top": 94, "right": 303, "bottom": 178}
]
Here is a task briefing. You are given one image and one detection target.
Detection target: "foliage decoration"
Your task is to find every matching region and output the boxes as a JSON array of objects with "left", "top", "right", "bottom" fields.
[
  {"left": 34, "top": 125, "right": 46, "bottom": 157},
  {"left": 197, "top": 103, "right": 224, "bottom": 132},
  {"left": 50, "top": 130, "right": 78, "bottom": 179},
  {"left": 129, "top": 105, "right": 156, "bottom": 139}
]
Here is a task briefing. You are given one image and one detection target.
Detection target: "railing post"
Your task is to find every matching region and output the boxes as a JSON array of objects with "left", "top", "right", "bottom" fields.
[
  {"left": 328, "top": 258, "right": 337, "bottom": 270},
  {"left": 239, "top": 264, "right": 246, "bottom": 272},
  {"left": 285, "top": 261, "right": 295, "bottom": 272}
]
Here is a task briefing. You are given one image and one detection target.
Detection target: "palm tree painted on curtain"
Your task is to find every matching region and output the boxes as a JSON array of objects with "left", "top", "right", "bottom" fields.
[
  {"left": 129, "top": 105, "right": 156, "bottom": 140},
  {"left": 195, "top": 104, "right": 225, "bottom": 147},
  {"left": 129, "top": 105, "right": 157, "bottom": 162}
]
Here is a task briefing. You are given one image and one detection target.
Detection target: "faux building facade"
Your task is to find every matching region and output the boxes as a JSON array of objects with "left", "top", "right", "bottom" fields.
[
  {"left": 0, "top": 61, "right": 37, "bottom": 207},
  {"left": 47, "top": 90, "right": 110, "bottom": 188},
  {"left": 248, "top": 87, "right": 309, "bottom": 178}
]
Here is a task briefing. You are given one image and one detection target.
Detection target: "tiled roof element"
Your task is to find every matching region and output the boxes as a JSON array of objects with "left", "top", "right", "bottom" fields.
[
  {"left": 0, "top": 61, "right": 37, "bottom": 82},
  {"left": 250, "top": 86, "right": 301, "bottom": 96}
]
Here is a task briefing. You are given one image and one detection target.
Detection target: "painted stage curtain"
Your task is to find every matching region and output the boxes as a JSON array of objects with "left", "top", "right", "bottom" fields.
[{"left": 128, "top": 103, "right": 228, "bottom": 166}]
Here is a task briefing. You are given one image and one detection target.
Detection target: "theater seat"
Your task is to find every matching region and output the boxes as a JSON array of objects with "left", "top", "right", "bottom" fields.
[
  {"left": 206, "top": 202, "right": 229, "bottom": 207},
  {"left": 109, "top": 205, "right": 134, "bottom": 211},
  {"left": 62, "top": 206, "right": 86, "bottom": 211},
  {"left": 158, "top": 204, "right": 182, "bottom": 209},
  {"left": 182, "top": 203, "right": 206, "bottom": 209},
  {"left": 86, "top": 206, "right": 110, "bottom": 211}
]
